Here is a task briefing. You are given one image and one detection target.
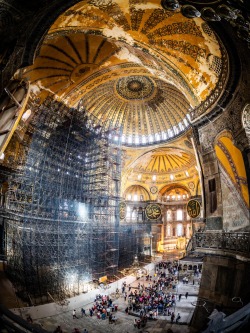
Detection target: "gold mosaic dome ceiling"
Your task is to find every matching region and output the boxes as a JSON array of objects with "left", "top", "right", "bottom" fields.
[
  {"left": 132, "top": 147, "right": 195, "bottom": 174},
  {"left": 22, "top": 0, "right": 228, "bottom": 146},
  {"left": 124, "top": 185, "right": 150, "bottom": 201},
  {"left": 123, "top": 144, "right": 198, "bottom": 187}
]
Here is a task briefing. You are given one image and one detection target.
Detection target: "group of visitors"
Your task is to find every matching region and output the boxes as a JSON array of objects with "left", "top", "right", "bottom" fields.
[
  {"left": 124, "top": 261, "right": 184, "bottom": 323},
  {"left": 51, "top": 260, "right": 192, "bottom": 333}
]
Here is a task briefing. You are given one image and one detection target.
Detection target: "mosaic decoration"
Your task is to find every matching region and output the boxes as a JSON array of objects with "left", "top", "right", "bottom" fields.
[
  {"left": 75, "top": 77, "right": 190, "bottom": 146},
  {"left": 161, "top": 0, "right": 250, "bottom": 47},
  {"left": 134, "top": 148, "right": 195, "bottom": 174},
  {"left": 23, "top": 0, "right": 227, "bottom": 145},
  {"left": 147, "top": 20, "right": 203, "bottom": 39},
  {"left": 151, "top": 39, "right": 206, "bottom": 60},
  {"left": 90, "top": 0, "right": 130, "bottom": 30},
  {"left": 116, "top": 76, "right": 155, "bottom": 101},
  {"left": 141, "top": 8, "right": 174, "bottom": 35},
  {"left": 145, "top": 203, "right": 162, "bottom": 220}
]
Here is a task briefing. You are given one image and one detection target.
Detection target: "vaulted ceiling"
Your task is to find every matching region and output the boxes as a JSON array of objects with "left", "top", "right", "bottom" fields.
[
  {"left": 11, "top": 0, "right": 231, "bottom": 194},
  {"left": 20, "top": 0, "right": 227, "bottom": 147}
]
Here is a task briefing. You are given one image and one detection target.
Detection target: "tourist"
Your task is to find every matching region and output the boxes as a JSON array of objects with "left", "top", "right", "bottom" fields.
[{"left": 72, "top": 309, "right": 78, "bottom": 319}]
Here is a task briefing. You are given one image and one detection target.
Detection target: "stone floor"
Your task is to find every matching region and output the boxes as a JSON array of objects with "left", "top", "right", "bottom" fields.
[{"left": 33, "top": 272, "right": 200, "bottom": 333}]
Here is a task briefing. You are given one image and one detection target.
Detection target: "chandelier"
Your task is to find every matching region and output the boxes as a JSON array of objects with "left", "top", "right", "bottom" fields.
[{"left": 161, "top": 0, "right": 250, "bottom": 45}]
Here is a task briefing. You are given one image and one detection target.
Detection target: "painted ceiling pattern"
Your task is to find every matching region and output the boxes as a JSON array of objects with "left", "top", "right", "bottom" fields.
[
  {"left": 124, "top": 184, "right": 151, "bottom": 200},
  {"left": 21, "top": 0, "right": 227, "bottom": 146},
  {"left": 131, "top": 147, "right": 195, "bottom": 174},
  {"left": 215, "top": 136, "right": 249, "bottom": 209}
]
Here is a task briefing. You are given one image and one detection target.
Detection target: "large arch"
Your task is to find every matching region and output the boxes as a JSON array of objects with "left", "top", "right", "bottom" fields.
[{"left": 214, "top": 130, "right": 249, "bottom": 230}]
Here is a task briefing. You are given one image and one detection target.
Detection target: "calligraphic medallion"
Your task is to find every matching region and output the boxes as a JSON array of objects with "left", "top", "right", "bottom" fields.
[
  {"left": 145, "top": 203, "right": 162, "bottom": 220},
  {"left": 186, "top": 199, "right": 201, "bottom": 218},
  {"left": 150, "top": 186, "right": 158, "bottom": 194},
  {"left": 119, "top": 202, "right": 126, "bottom": 220}
]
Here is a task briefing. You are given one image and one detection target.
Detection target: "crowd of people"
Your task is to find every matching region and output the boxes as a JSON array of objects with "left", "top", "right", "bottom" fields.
[
  {"left": 125, "top": 261, "right": 185, "bottom": 323},
  {"left": 50, "top": 260, "right": 197, "bottom": 332}
]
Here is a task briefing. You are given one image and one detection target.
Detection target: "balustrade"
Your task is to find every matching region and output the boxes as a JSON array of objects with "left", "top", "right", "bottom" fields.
[{"left": 194, "top": 232, "right": 250, "bottom": 255}]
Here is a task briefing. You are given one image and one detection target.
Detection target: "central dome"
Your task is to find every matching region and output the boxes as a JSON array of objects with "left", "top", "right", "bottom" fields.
[
  {"left": 116, "top": 76, "right": 155, "bottom": 100},
  {"left": 22, "top": 0, "right": 228, "bottom": 146}
]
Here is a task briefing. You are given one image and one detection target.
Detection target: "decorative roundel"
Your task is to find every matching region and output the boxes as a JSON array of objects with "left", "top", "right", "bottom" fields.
[
  {"left": 116, "top": 76, "right": 155, "bottom": 100},
  {"left": 186, "top": 199, "right": 201, "bottom": 218},
  {"left": 150, "top": 186, "right": 158, "bottom": 194},
  {"left": 188, "top": 182, "right": 195, "bottom": 190},
  {"left": 119, "top": 202, "right": 127, "bottom": 220},
  {"left": 145, "top": 203, "right": 162, "bottom": 220}
]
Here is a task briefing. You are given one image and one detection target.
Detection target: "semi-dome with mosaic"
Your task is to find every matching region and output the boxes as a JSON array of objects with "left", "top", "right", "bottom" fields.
[{"left": 131, "top": 147, "right": 195, "bottom": 174}]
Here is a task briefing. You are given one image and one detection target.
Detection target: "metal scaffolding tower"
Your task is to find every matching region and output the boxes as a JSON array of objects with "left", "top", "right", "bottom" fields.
[{"left": 2, "top": 98, "right": 121, "bottom": 304}]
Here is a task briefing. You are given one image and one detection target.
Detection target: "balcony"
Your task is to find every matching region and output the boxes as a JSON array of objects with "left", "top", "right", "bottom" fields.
[{"left": 193, "top": 232, "right": 250, "bottom": 256}]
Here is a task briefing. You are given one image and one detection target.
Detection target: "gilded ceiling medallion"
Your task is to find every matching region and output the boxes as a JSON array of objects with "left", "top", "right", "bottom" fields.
[
  {"left": 70, "top": 64, "right": 98, "bottom": 83},
  {"left": 116, "top": 76, "right": 155, "bottom": 101}
]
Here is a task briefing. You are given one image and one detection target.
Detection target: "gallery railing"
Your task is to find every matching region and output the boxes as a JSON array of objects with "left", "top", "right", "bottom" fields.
[{"left": 193, "top": 232, "right": 250, "bottom": 256}]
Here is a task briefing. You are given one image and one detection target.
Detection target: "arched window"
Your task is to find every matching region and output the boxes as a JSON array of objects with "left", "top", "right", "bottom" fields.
[
  {"left": 126, "top": 206, "right": 131, "bottom": 219},
  {"left": 177, "top": 224, "right": 183, "bottom": 236},
  {"left": 177, "top": 209, "right": 183, "bottom": 221},
  {"left": 132, "top": 208, "right": 137, "bottom": 220},
  {"left": 167, "top": 209, "right": 172, "bottom": 221},
  {"left": 167, "top": 224, "right": 171, "bottom": 236}
]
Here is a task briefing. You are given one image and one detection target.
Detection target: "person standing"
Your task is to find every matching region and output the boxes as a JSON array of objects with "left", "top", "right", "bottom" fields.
[
  {"left": 176, "top": 313, "right": 181, "bottom": 323},
  {"left": 171, "top": 312, "right": 175, "bottom": 324},
  {"left": 185, "top": 291, "right": 189, "bottom": 299},
  {"left": 73, "top": 309, "right": 78, "bottom": 319}
]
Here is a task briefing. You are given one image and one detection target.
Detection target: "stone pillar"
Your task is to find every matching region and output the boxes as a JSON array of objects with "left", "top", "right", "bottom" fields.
[
  {"left": 197, "top": 121, "right": 223, "bottom": 231},
  {"left": 191, "top": 254, "right": 250, "bottom": 331}
]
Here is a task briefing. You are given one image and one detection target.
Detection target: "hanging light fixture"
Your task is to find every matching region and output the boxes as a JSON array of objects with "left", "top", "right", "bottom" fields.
[{"left": 161, "top": 0, "right": 250, "bottom": 44}]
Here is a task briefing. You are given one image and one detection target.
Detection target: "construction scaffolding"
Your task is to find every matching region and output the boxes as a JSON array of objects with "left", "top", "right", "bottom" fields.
[
  {"left": 118, "top": 222, "right": 151, "bottom": 270},
  {"left": 2, "top": 97, "right": 121, "bottom": 304}
]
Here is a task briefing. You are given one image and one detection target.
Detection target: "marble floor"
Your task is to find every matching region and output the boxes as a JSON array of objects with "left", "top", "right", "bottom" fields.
[{"left": 32, "top": 272, "right": 200, "bottom": 333}]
